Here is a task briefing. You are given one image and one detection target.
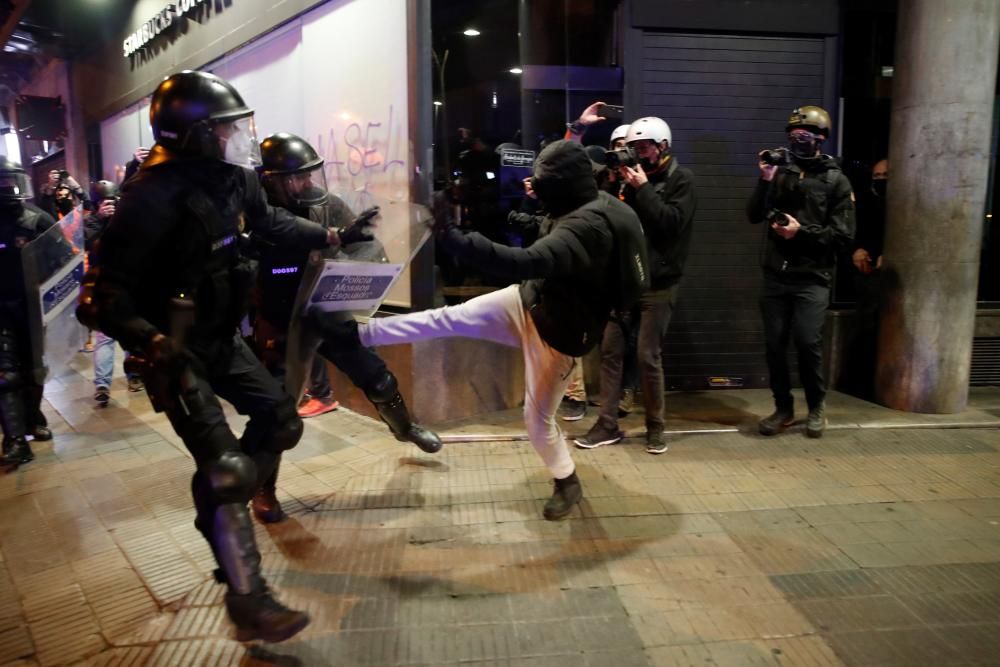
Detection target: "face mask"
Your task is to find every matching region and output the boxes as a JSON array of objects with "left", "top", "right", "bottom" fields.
[
  {"left": 788, "top": 138, "right": 818, "bottom": 159},
  {"left": 872, "top": 179, "right": 887, "bottom": 198},
  {"left": 56, "top": 198, "right": 74, "bottom": 215}
]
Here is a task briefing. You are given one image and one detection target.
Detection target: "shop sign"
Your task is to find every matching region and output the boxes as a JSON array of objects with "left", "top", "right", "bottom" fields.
[{"left": 122, "top": 0, "right": 212, "bottom": 58}]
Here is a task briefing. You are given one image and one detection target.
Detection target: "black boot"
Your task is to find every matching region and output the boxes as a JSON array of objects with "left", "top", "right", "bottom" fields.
[
  {"left": 1, "top": 437, "right": 33, "bottom": 466},
  {"left": 368, "top": 373, "right": 442, "bottom": 454},
  {"left": 758, "top": 403, "right": 795, "bottom": 436},
  {"left": 543, "top": 471, "right": 583, "bottom": 521},
  {"left": 251, "top": 466, "right": 286, "bottom": 524},
  {"left": 806, "top": 403, "right": 827, "bottom": 438},
  {"left": 0, "top": 389, "right": 32, "bottom": 465},
  {"left": 213, "top": 503, "right": 309, "bottom": 642}
]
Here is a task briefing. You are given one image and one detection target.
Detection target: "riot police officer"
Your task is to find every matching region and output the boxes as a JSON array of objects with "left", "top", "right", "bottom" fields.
[
  {"left": 79, "top": 71, "right": 339, "bottom": 643},
  {"left": 0, "top": 157, "right": 57, "bottom": 466},
  {"left": 251, "top": 132, "right": 441, "bottom": 523}
]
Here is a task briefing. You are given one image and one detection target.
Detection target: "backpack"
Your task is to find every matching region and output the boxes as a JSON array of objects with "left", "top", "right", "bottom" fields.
[{"left": 593, "top": 192, "right": 649, "bottom": 311}]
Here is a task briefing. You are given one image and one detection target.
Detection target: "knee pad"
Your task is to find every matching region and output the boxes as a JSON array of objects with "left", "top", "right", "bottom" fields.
[
  {"left": 365, "top": 371, "right": 398, "bottom": 404},
  {"left": 268, "top": 395, "right": 303, "bottom": 452},
  {"left": 207, "top": 451, "right": 258, "bottom": 504}
]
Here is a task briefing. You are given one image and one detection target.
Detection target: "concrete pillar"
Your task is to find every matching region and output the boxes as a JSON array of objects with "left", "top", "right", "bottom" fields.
[{"left": 874, "top": 0, "right": 1000, "bottom": 413}]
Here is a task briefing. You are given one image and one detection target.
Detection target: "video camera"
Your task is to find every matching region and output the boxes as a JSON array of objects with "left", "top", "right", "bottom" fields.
[
  {"left": 605, "top": 145, "right": 638, "bottom": 169},
  {"left": 759, "top": 147, "right": 790, "bottom": 167}
]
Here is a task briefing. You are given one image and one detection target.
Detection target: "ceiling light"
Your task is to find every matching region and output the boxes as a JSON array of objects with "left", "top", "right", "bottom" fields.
[
  {"left": 463, "top": 28, "right": 480, "bottom": 36},
  {"left": 509, "top": 67, "right": 523, "bottom": 75},
  {"left": 433, "top": 101, "right": 443, "bottom": 106}
]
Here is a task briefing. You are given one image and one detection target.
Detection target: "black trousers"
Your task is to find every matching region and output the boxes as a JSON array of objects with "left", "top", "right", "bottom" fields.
[
  {"left": 0, "top": 305, "right": 45, "bottom": 441},
  {"left": 163, "top": 335, "right": 296, "bottom": 531},
  {"left": 759, "top": 276, "right": 830, "bottom": 411}
]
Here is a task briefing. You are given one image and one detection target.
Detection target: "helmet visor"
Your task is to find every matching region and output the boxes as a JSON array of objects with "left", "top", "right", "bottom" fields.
[
  {"left": 0, "top": 171, "right": 32, "bottom": 201},
  {"left": 271, "top": 163, "right": 329, "bottom": 208},
  {"left": 215, "top": 115, "right": 261, "bottom": 168}
]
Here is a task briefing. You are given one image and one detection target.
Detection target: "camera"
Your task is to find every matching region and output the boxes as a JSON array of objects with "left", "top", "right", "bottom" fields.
[
  {"left": 605, "top": 145, "right": 638, "bottom": 169},
  {"left": 759, "top": 147, "right": 790, "bottom": 167},
  {"left": 58, "top": 169, "right": 69, "bottom": 181},
  {"left": 765, "top": 208, "right": 789, "bottom": 227}
]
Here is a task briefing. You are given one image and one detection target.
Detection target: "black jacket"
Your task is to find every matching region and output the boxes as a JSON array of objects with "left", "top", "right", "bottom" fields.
[
  {"left": 622, "top": 158, "right": 697, "bottom": 290},
  {"left": 255, "top": 193, "right": 355, "bottom": 330},
  {"left": 746, "top": 155, "right": 856, "bottom": 285},
  {"left": 92, "top": 147, "right": 330, "bottom": 361},
  {"left": 439, "top": 192, "right": 634, "bottom": 357}
]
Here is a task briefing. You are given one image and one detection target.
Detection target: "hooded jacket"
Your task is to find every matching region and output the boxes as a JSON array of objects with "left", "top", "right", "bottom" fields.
[
  {"left": 437, "top": 140, "right": 638, "bottom": 357},
  {"left": 746, "top": 154, "right": 856, "bottom": 285}
]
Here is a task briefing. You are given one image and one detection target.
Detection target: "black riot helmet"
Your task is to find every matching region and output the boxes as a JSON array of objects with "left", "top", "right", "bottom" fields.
[
  {"left": 0, "top": 156, "right": 33, "bottom": 202},
  {"left": 92, "top": 180, "right": 118, "bottom": 201},
  {"left": 149, "top": 70, "right": 260, "bottom": 166},
  {"left": 257, "top": 132, "right": 328, "bottom": 208}
]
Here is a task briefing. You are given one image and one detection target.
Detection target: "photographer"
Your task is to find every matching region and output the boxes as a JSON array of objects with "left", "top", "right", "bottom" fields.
[
  {"left": 746, "top": 106, "right": 855, "bottom": 438},
  {"left": 575, "top": 116, "right": 696, "bottom": 455},
  {"left": 85, "top": 181, "right": 144, "bottom": 405},
  {"left": 37, "top": 169, "right": 87, "bottom": 220}
]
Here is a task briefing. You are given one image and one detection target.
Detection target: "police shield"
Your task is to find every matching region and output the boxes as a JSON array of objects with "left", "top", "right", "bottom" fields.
[
  {"left": 20, "top": 209, "right": 86, "bottom": 384},
  {"left": 284, "top": 196, "right": 432, "bottom": 404}
]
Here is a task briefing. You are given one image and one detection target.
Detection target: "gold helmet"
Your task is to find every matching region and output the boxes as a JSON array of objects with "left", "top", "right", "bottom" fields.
[{"left": 785, "top": 106, "right": 831, "bottom": 137}]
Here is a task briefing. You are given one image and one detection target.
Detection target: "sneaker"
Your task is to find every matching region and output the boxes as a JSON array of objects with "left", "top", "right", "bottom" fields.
[
  {"left": 806, "top": 403, "right": 827, "bottom": 438},
  {"left": 617, "top": 388, "right": 635, "bottom": 417},
  {"left": 574, "top": 422, "right": 623, "bottom": 449},
  {"left": 31, "top": 426, "right": 52, "bottom": 442},
  {"left": 127, "top": 376, "right": 145, "bottom": 392},
  {"left": 94, "top": 386, "right": 110, "bottom": 407},
  {"left": 645, "top": 430, "right": 668, "bottom": 455},
  {"left": 542, "top": 471, "right": 583, "bottom": 520},
  {"left": 558, "top": 399, "right": 586, "bottom": 421},
  {"left": 297, "top": 397, "right": 339, "bottom": 419},
  {"left": 758, "top": 406, "right": 795, "bottom": 436}
]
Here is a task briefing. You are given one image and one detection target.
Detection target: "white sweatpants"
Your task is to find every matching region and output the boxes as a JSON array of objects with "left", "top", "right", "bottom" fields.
[{"left": 359, "top": 285, "right": 577, "bottom": 479}]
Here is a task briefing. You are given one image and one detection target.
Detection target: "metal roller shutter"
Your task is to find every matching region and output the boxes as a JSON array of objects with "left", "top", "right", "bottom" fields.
[{"left": 639, "top": 32, "right": 831, "bottom": 389}]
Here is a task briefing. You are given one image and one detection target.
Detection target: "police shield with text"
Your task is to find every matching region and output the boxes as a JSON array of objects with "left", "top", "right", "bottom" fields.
[
  {"left": 0, "top": 157, "right": 59, "bottom": 467},
  {"left": 250, "top": 133, "right": 441, "bottom": 522},
  {"left": 76, "top": 71, "right": 341, "bottom": 643}
]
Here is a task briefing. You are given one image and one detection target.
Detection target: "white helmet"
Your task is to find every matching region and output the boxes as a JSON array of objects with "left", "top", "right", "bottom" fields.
[
  {"left": 609, "top": 124, "right": 631, "bottom": 145},
  {"left": 625, "top": 117, "right": 671, "bottom": 147}
]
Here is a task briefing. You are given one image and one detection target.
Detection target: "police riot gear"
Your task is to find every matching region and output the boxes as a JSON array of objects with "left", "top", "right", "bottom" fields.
[{"left": 258, "top": 132, "right": 329, "bottom": 208}]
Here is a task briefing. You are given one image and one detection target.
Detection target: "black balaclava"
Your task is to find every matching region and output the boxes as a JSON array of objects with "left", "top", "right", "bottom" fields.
[
  {"left": 872, "top": 179, "right": 887, "bottom": 198},
  {"left": 530, "top": 140, "right": 599, "bottom": 218},
  {"left": 56, "top": 197, "right": 74, "bottom": 215}
]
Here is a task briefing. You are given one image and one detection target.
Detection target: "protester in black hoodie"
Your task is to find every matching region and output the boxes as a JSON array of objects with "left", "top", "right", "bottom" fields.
[
  {"left": 746, "top": 106, "right": 855, "bottom": 438},
  {"left": 357, "top": 140, "right": 643, "bottom": 520}
]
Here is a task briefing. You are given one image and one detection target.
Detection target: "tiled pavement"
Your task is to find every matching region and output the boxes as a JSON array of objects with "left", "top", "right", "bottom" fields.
[{"left": 2, "top": 355, "right": 1000, "bottom": 666}]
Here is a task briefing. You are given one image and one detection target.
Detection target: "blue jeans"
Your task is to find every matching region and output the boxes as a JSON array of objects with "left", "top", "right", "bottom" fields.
[{"left": 93, "top": 330, "right": 133, "bottom": 389}]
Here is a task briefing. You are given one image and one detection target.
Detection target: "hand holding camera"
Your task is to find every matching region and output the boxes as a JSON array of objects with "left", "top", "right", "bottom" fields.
[
  {"left": 767, "top": 209, "right": 800, "bottom": 239},
  {"left": 758, "top": 147, "right": 788, "bottom": 182},
  {"left": 97, "top": 199, "right": 116, "bottom": 219}
]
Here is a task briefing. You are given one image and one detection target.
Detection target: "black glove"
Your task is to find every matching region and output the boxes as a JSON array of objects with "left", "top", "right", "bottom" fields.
[
  {"left": 145, "top": 334, "right": 189, "bottom": 379},
  {"left": 337, "top": 206, "right": 380, "bottom": 246}
]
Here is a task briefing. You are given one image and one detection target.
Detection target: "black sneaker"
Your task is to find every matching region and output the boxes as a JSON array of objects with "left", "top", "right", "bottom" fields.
[
  {"left": 645, "top": 430, "right": 668, "bottom": 455},
  {"left": 558, "top": 399, "right": 586, "bottom": 421},
  {"left": 127, "top": 376, "right": 145, "bottom": 392},
  {"left": 543, "top": 471, "right": 582, "bottom": 520},
  {"left": 94, "top": 386, "right": 110, "bottom": 407},
  {"left": 758, "top": 406, "right": 794, "bottom": 436},
  {"left": 806, "top": 404, "right": 826, "bottom": 438},
  {"left": 574, "top": 422, "right": 623, "bottom": 449}
]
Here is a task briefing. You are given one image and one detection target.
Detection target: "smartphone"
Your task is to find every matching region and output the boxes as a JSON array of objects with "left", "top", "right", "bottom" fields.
[{"left": 600, "top": 103, "right": 625, "bottom": 119}]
